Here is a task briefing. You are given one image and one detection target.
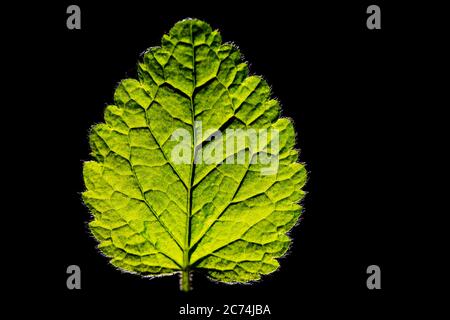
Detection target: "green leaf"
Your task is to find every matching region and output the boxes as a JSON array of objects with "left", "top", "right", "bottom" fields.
[{"left": 82, "top": 18, "right": 307, "bottom": 291}]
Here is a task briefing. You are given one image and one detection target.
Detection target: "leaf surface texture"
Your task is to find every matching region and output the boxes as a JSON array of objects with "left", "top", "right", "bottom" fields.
[{"left": 83, "top": 19, "right": 307, "bottom": 287}]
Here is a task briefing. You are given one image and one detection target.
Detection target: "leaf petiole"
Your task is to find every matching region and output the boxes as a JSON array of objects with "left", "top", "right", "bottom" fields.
[{"left": 181, "top": 270, "right": 191, "bottom": 292}]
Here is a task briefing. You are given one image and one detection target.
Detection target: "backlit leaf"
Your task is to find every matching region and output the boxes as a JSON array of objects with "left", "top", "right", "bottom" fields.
[{"left": 82, "top": 18, "right": 307, "bottom": 291}]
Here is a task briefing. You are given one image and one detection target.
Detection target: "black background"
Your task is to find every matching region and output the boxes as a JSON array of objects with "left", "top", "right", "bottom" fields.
[{"left": 13, "top": 0, "right": 434, "bottom": 317}]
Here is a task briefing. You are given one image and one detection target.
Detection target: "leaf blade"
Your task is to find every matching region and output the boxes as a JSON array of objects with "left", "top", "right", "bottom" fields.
[{"left": 83, "top": 18, "right": 306, "bottom": 289}]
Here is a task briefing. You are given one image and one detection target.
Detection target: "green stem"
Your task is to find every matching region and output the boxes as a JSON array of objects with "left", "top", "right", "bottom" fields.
[{"left": 181, "top": 270, "right": 191, "bottom": 292}]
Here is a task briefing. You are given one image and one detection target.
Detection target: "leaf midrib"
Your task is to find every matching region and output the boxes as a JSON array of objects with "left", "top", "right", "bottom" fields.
[{"left": 183, "top": 22, "right": 197, "bottom": 272}]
